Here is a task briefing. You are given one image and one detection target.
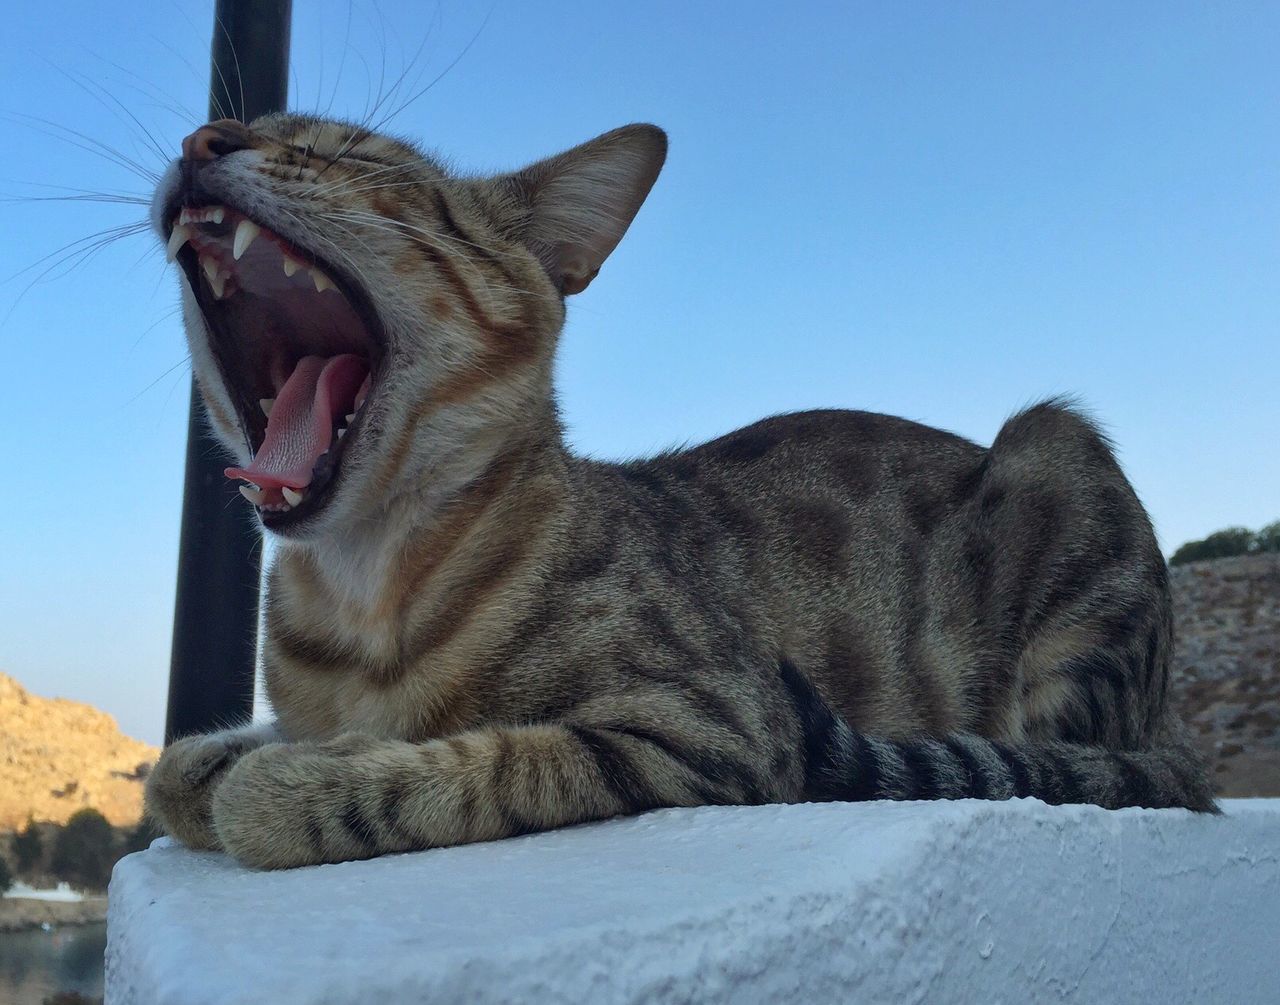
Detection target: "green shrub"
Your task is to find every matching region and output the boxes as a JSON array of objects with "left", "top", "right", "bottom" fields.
[
  {"left": 13, "top": 817, "right": 43, "bottom": 874},
  {"left": 119, "top": 817, "right": 163, "bottom": 857},
  {"left": 50, "top": 809, "right": 117, "bottom": 891},
  {"left": 1255, "top": 520, "right": 1280, "bottom": 555},
  {"left": 1170, "top": 526, "right": 1260, "bottom": 566}
]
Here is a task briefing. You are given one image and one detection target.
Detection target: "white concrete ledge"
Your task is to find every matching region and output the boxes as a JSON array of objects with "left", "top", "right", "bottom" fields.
[{"left": 107, "top": 799, "right": 1280, "bottom": 1004}]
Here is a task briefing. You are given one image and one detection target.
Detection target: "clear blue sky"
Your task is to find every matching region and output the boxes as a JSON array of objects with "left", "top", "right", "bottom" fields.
[{"left": 3, "top": 2, "right": 1277, "bottom": 745}]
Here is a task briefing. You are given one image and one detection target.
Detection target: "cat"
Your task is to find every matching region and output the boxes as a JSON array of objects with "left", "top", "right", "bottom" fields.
[{"left": 145, "top": 114, "right": 1216, "bottom": 870}]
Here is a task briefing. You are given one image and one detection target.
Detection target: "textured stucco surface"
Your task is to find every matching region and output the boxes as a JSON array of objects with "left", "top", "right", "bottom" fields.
[{"left": 107, "top": 798, "right": 1280, "bottom": 1004}]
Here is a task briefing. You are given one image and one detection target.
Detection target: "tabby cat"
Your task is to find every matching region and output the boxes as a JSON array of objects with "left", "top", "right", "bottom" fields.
[{"left": 144, "top": 115, "right": 1215, "bottom": 870}]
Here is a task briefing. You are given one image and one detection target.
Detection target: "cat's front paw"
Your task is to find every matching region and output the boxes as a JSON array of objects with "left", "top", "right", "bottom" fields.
[
  {"left": 145, "top": 732, "right": 253, "bottom": 851},
  {"left": 211, "top": 741, "right": 379, "bottom": 870}
]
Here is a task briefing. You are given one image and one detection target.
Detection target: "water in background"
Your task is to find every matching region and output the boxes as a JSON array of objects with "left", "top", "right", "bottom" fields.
[{"left": 0, "top": 922, "right": 106, "bottom": 1004}]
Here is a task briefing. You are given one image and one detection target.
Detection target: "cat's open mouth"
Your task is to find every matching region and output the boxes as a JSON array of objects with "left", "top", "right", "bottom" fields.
[{"left": 165, "top": 203, "right": 384, "bottom": 530}]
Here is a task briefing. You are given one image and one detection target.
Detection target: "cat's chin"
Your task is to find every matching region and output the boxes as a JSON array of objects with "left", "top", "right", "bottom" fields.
[{"left": 164, "top": 201, "right": 387, "bottom": 533}]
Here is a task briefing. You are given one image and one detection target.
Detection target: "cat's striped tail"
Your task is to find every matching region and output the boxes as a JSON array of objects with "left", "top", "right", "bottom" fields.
[{"left": 782, "top": 664, "right": 1218, "bottom": 813}]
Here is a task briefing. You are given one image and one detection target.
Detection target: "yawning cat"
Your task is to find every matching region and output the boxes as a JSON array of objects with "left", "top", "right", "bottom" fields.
[{"left": 145, "top": 115, "right": 1215, "bottom": 870}]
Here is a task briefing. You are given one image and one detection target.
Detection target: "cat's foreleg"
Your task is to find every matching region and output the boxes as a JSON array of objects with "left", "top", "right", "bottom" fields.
[
  {"left": 144, "top": 721, "right": 285, "bottom": 851},
  {"left": 210, "top": 716, "right": 770, "bottom": 869}
]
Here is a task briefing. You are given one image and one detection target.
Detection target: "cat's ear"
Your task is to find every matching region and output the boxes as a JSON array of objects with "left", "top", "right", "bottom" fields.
[{"left": 490, "top": 124, "right": 667, "bottom": 295}]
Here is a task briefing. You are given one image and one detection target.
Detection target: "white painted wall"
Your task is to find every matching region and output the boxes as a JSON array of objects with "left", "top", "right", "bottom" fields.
[{"left": 106, "top": 799, "right": 1280, "bottom": 1004}]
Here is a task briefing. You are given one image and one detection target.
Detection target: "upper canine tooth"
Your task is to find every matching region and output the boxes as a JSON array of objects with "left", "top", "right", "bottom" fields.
[
  {"left": 281, "top": 487, "right": 304, "bottom": 506},
  {"left": 166, "top": 224, "right": 191, "bottom": 262},
  {"left": 259, "top": 397, "right": 275, "bottom": 417},
  {"left": 311, "top": 268, "right": 335, "bottom": 293},
  {"left": 282, "top": 256, "right": 300, "bottom": 278},
  {"left": 233, "top": 219, "right": 260, "bottom": 260}
]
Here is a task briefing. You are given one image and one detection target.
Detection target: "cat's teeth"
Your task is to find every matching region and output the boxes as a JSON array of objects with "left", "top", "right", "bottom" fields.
[
  {"left": 209, "top": 270, "right": 227, "bottom": 299},
  {"left": 337, "top": 427, "right": 347, "bottom": 439},
  {"left": 282, "top": 256, "right": 301, "bottom": 278},
  {"left": 239, "top": 484, "right": 265, "bottom": 505},
  {"left": 201, "top": 255, "right": 219, "bottom": 282},
  {"left": 259, "top": 398, "right": 275, "bottom": 417},
  {"left": 233, "top": 219, "right": 260, "bottom": 260},
  {"left": 344, "top": 412, "right": 356, "bottom": 424},
  {"left": 311, "top": 268, "right": 335, "bottom": 293},
  {"left": 178, "top": 205, "right": 226, "bottom": 225},
  {"left": 281, "top": 487, "right": 304, "bottom": 506},
  {"left": 166, "top": 224, "right": 191, "bottom": 262}
]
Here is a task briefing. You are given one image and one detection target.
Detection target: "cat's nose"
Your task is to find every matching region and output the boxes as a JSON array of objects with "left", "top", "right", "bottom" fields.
[{"left": 181, "top": 119, "right": 255, "bottom": 162}]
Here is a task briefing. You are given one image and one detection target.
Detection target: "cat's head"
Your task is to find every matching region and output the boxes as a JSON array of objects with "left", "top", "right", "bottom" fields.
[{"left": 152, "top": 114, "right": 665, "bottom": 540}]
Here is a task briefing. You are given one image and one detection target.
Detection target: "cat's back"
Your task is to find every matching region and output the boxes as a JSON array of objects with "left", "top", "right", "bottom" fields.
[
  {"left": 565, "top": 407, "right": 986, "bottom": 606},
  {"left": 642, "top": 409, "right": 987, "bottom": 542},
  {"left": 677, "top": 408, "right": 983, "bottom": 492}
]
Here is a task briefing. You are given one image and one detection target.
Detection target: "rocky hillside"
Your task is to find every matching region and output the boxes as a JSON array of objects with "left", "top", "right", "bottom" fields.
[
  {"left": 0, "top": 673, "right": 158, "bottom": 831},
  {"left": 1170, "top": 553, "right": 1280, "bottom": 797}
]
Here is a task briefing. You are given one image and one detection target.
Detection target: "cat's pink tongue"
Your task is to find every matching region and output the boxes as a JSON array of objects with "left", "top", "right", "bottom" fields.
[{"left": 225, "top": 354, "right": 368, "bottom": 489}]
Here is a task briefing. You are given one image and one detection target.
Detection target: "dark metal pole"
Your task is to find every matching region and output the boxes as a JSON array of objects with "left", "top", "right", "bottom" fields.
[{"left": 165, "top": 0, "right": 292, "bottom": 744}]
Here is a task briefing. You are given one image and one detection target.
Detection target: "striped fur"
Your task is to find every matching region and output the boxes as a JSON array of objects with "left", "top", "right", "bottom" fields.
[{"left": 145, "top": 115, "right": 1215, "bottom": 870}]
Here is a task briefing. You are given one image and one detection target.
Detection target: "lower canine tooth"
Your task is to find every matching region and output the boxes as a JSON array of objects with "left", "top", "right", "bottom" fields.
[
  {"left": 209, "top": 271, "right": 227, "bottom": 299},
  {"left": 311, "top": 268, "right": 335, "bottom": 293},
  {"left": 260, "top": 398, "right": 275, "bottom": 417},
  {"left": 282, "top": 256, "right": 300, "bottom": 277},
  {"left": 239, "top": 484, "right": 265, "bottom": 505},
  {"left": 281, "top": 487, "right": 304, "bottom": 506}
]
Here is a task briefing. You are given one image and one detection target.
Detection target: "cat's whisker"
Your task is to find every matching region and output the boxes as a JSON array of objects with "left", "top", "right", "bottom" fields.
[
  {"left": 309, "top": 160, "right": 421, "bottom": 198},
  {"left": 89, "top": 52, "right": 201, "bottom": 126},
  {"left": 1, "top": 112, "right": 163, "bottom": 184},
  {"left": 47, "top": 61, "right": 174, "bottom": 171},
  {"left": 317, "top": 208, "right": 508, "bottom": 261},
  {"left": 148, "top": 28, "right": 231, "bottom": 121},
  {"left": 313, "top": 209, "right": 539, "bottom": 306},
  {"left": 0, "top": 188, "right": 151, "bottom": 207},
  {"left": 367, "top": 6, "right": 494, "bottom": 136},
  {"left": 5, "top": 219, "right": 150, "bottom": 287},
  {"left": 127, "top": 352, "right": 193, "bottom": 406},
  {"left": 211, "top": 8, "right": 247, "bottom": 123},
  {"left": 273, "top": 207, "right": 383, "bottom": 300}
]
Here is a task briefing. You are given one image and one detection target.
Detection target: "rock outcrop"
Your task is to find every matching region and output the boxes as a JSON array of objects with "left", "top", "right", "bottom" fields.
[
  {"left": 0, "top": 673, "right": 158, "bottom": 831},
  {"left": 1170, "top": 553, "right": 1280, "bottom": 797}
]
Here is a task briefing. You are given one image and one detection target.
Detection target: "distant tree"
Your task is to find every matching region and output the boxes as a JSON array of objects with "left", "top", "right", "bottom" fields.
[
  {"left": 13, "top": 817, "right": 43, "bottom": 874},
  {"left": 1170, "top": 526, "right": 1256, "bottom": 566},
  {"left": 0, "top": 852, "right": 11, "bottom": 893},
  {"left": 119, "top": 817, "right": 163, "bottom": 857},
  {"left": 1254, "top": 520, "right": 1280, "bottom": 555},
  {"left": 51, "top": 809, "right": 117, "bottom": 891}
]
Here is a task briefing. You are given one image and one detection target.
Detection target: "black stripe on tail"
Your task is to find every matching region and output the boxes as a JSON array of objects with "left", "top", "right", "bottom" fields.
[{"left": 778, "top": 659, "right": 1217, "bottom": 813}]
